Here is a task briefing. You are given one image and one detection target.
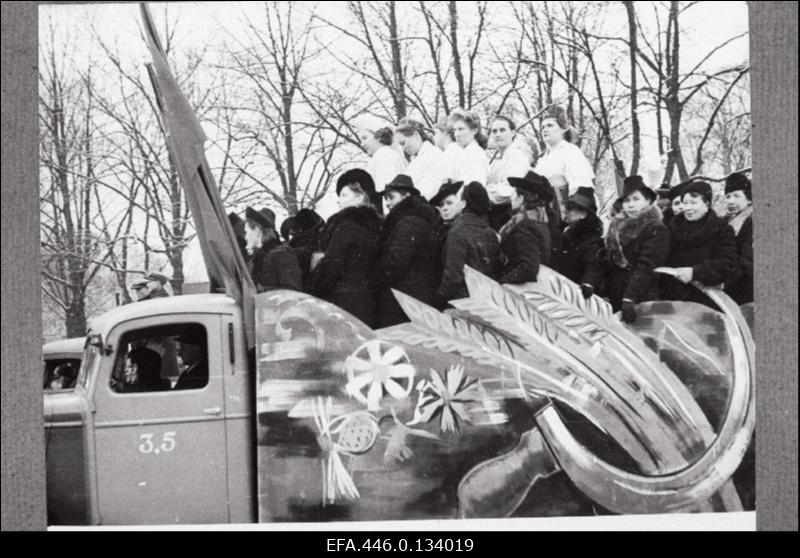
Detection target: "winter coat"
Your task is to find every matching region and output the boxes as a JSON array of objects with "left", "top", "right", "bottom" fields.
[
  {"left": 603, "top": 204, "right": 670, "bottom": 310},
  {"left": 661, "top": 211, "right": 738, "bottom": 307},
  {"left": 308, "top": 205, "right": 382, "bottom": 327},
  {"left": 557, "top": 212, "right": 604, "bottom": 290},
  {"left": 289, "top": 222, "right": 325, "bottom": 291},
  {"left": 437, "top": 212, "right": 500, "bottom": 304},
  {"left": 497, "top": 210, "right": 550, "bottom": 285},
  {"left": 249, "top": 239, "right": 303, "bottom": 293},
  {"left": 376, "top": 196, "right": 440, "bottom": 327},
  {"left": 724, "top": 209, "right": 753, "bottom": 305}
]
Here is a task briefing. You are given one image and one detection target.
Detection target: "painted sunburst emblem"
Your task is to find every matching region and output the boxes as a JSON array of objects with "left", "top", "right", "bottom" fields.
[{"left": 343, "top": 340, "right": 416, "bottom": 411}]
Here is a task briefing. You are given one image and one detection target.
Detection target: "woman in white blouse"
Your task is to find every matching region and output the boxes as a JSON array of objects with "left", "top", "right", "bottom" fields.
[
  {"left": 395, "top": 118, "right": 448, "bottom": 201},
  {"left": 533, "top": 106, "right": 595, "bottom": 215},
  {"left": 486, "top": 115, "right": 532, "bottom": 230},
  {"left": 358, "top": 124, "right": 407, "bottom": 211},
  {"left": 449, "top": 109, "right": 490, "bottom": 187},
  {"left": 434, "top": 116, "right": 461, "bottom": 183}
]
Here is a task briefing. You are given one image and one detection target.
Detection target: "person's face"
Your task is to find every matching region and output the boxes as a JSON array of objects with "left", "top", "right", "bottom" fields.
[
  {"left": 510, "top": 188, "right": 525, "bottom": 211},
  {"left": 434, "top": 129, "right": 451, "bottom": 149},
  {"left": 178, "top": 342, "right": 202, "bottom": 367},
  {"left": 622, "top": 191, "right": 650, "bottom": 218},
  {"left": 682, "top": 194, "right": 709, "bottom": 221},
  {"left": 540, "top": 118, "right": 565, "bottom": 146},
  {"left": 437, "top": 194, "right": 464, "bottom": 221},
  {"left": 397, "top": 132, "right": 422, "bottom": 157},
  {"left": 725, "top": 190, "right": 751, "bottom": 216},
  {"left": 656, "top": 198, "right": 671, "bottom": 213},
  {"left": 244, "top": 222, "right": 263, "bottom": 254},
  {"left": 384, "top": 190, "right": 408, "bottom": 212},
  {"left": 490, "top": 119, "right": 514, "bottom": 150},
  {"left": 671, "top": 196, "right": 684, "bottom": 215},
  {"left": 452, "top": 119, "right": 477, "bottom": 147},
  {"left": 338, "top": 185, "right": 364, "bottom": 210},
  {"left": 565, "top": 207, "right": 589, "bottom": 225},
  {"left": 358, "top": 129, "right": 381, "bottom": 156}
]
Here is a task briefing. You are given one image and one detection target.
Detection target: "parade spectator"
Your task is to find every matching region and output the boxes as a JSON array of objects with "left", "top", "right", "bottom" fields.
[
  {"left": 486, "top": 115, "right": 531, "bottom": 231},
  {"left": 288, "top": 208, "right": 325, "bottom": 290},
  {"left": 228, "top": 212, "right": 249, "bottom": 259},
  {"left": 244, "top": 207, "right": 303, "bottom": 293},
  {"left": 603, "top": 176, "right": 670, "bottom": 324},
  {"left": 280, "top": 216, "right": 295, "bottom": 243},
  {"left": 437, "top": 182, "right": 500, "bottom": 305},
  {"left": 723, "top": 172, "right": 754, "bottom": 305},
  {"left": 308, "top": 169, "right": 382, "bottom": 327},
  {"left": 449, "top": 109, "right": 489, "bottom": 187},
  {"left": 126, "top": 347, "right": 170, "bottom": 393},
  {"left": 434, "top": 116, "right": 461, "bottom": 183},
  {"left": 430, "top": 181, "right": 464, "bottom": 240},
  {"left": 396, "top": 118, "right": 448, "bottom": 200},
  {"left": 131, "top": 272, "right": 170, "bottom": 302},
  {"left": 358, "top": 122, "right": 407, "bottom": 212},
  {"left": 660, "top": 181, "right": 738, "bottom": 309},
  {"left": 661, "top": 182, "right": 687, "bottom": 226},
  {"left": 533, "top": 106, "right": 595, "bottom": 215},
  {"left": 497, "top": 171, "right": 553, "bottom": 284},
  {"left": 558, "top": 187, "right": 604, "bottom": 299},
  {"left": 377, "top": 175, "right": 440, "bottom": 327}
]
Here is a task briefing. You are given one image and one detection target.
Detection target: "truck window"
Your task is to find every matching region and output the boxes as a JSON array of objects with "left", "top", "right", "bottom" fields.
[
  {"left": 43, "top": 359, "right": 80, "bottom": 390},
  {"left": 110, "top": 323, "right": 209, "bottom": 393}
]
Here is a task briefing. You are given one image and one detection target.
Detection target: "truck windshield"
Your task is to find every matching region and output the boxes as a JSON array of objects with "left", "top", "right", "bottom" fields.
[{"left": 77, "top": 335, "right": 102, "bottom": 391}]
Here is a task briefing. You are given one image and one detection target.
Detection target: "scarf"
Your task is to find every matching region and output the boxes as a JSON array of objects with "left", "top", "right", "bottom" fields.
[
  {"left": 605, "top": 204, "right": 663, "bottom": 269},
  {"left": 727, "top": 205, "right": 753, "bottom": 236},
  {"left": 499, "top": 207, "right": 548, "bottom": 239}
]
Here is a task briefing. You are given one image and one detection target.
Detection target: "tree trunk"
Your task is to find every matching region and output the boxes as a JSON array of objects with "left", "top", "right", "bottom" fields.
[
  {"left": 388, "top": 1, "right": 407, "bottom": 118},
  {"left": 448, "top": 1, "right": 466, "bottom": 108},
  {"left": 624, "top": 1, "right": 641, "bottom": 175},
  {"left": 170, "top": 250, "right": 184, "bottom": 295},
  {"left": 64, "top": 289, "right": 87, "bottom": 338}
]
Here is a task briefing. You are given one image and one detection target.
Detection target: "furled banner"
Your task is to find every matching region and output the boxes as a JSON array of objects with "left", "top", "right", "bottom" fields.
[{"left": 140, "top": 2, "right": 256, "bottom": 346}]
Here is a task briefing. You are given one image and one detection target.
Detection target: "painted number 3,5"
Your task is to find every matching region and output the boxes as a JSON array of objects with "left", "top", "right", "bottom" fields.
[{"left": 138, "top": 432, "right": 177, "bottom": 455}]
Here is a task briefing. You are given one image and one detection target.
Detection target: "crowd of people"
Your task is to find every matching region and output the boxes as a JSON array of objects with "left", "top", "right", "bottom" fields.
[{"left": 134, "top": 106, "right": 755, "bottom": 328}]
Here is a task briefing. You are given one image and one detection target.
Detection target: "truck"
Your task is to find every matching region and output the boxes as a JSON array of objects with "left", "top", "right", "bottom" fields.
[{"left": 42, "top": 4, "right": 755, "bottom": 526}]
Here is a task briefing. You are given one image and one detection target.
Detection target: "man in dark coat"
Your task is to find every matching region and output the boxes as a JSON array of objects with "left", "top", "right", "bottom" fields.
[
  {"left": 377, "top": 175, "right": 440, "bottom": 327},
  {"left": 722, "top": 172, "right": 753, "bottom": 305},
  {"left": 245, "top": 207, "right": 303, "bottom": 293},
  {"left": 660, "top": 181, "right": 739, "bottom": 308},
  {"left": 603, "top": 176, "right": 671, "bottom": 323},
  {"left": 437, "top": 182, "right": 500, "bottom": 305},
  {"left": 174, "top": 329, "right": 208, "bottom": 391},
  {"left": 558, "top": 187, "right": 604, "bottom": 298},
  {"left": 288, "top": 208, "right": 325, "bottom": 291},
  {"left": 308, "top": 169, "right": 382, "bottom": 327},
  {"left": 131, "top": 272, "right": 171, "bottom": 301}
]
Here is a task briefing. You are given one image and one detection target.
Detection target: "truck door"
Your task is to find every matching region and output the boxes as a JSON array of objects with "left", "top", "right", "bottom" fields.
[{"left": 92, "top": 316, "right": 230, "bottom": 525}]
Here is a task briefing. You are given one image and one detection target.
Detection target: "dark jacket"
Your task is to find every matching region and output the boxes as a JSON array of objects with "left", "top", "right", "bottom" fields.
[
  {"left": 661, "top": 211, "right": 738, "bottom": 307},
  {"left": 377, "top": 196, "right": 440, "bottom": 327},
  {"left": 497, "top": 212, "right": 550, "bottom": 284},
  {"left": 438, "top": 212, "right": 500, "bottom": 304},
  {"left": 558, "top": 212, "right": 604, "bottom": 290},
  {"left": 289, "top": 222, "right": 325, "bottom": 291},
  {"left": 603, "top": 204, "right": 670, "bottom": 310},
  {"left": 308, "top": 205, "right": 382, "bottom": 327},
  {"left": 249, "top": 239, "right": 303, "bottom": 293},
  {"left": 724, "top": 212, "right": 754, "bottom": 305}
]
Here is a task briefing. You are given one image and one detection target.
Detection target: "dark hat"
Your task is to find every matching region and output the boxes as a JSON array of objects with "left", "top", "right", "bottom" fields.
[
  {"left": 656, "top": 183, "right": 671, "bottom": 200},
  {"left": 565, "top": 186, "right": 597, "bottom": 213},
  {"left": 280, "top": 217, "right": 295, "bottom": 241},
  {"left": 175, "top": 328, "right": 206, "bottom": 345},
  {"left": 429, "top": 181, "right": 463, "bottom": 207},
  {"left": 508, "top": 171, "right": 554, "bottom": 204},
  {"left": 682, "top": 181, "right": 713, "bottom": 204},
  {"left": 619, "top": 175, "right": 656, "bottom": 204},
  {"left": 291, "top": 208, "right": 324, "bottom": 234},
  {"left": 336, "top": 168, "right": 376, "bottom": 196},
  {"left": 668, "top": 182, "right": 688, "bottom": 201},
  {"left": 724, "top": 172, "right": 752, "bottom": 200},
  {"left": 228, "top": 212, "right": 243, "bottom": 227},
  {"left": 143, "top": 272, "right": 169, "bottom": 286},
  {"left": 461, "top": 182, "right": 491, "bottom": 216},
  {"left": 383, "top": 174, "right": 420, "bottom": 197},
  {"left": 245, "top": 206, "right": 277, "bottom": 231}
]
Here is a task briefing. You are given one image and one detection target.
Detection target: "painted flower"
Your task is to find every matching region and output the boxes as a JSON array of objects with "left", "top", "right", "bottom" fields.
[
  {"left": 344, "top": 340, "right": 416, "bottom": 411},
  {"left": 408, "top": 365, "right": 481, "bottom": 434}
]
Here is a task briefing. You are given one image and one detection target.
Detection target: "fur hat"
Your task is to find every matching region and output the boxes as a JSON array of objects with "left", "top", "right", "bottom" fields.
[
  {"left": 508, "top": 171, "right": 554, "bottom": 204},
  {"left": 336, "top": 168, "right": 376, "bottom": 197},
  {"left": 245, "top": 206, "right": 277, "bottom": 231},
  {"left": 619, "top": 175, "right": 656, "bottom": 204},
  {"left": 383, "top": 174, "right": 420, "bottom": 197},
  {"left": 725, "top": 172, "right": 752, "bottom": 200},
  {"left": 682, "top": 181, "right": 713, "bottom": 204},
  {"left": 461, "top": 182, "right": 491, "bottom": 216},
  {"left": 565, "top": 186, "right": 597, "bottom": 213},
  {"left": 429, "top": 181, "right": 463, "bottom": 207}
]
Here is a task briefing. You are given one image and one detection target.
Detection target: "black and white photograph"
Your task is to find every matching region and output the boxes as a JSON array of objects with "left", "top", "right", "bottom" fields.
[{"left": 27, "top": 0, "right": 767, "bottom": 529}]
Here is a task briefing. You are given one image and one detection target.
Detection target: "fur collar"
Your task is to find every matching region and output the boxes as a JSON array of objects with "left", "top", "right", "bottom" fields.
[
  {"left": 384, "top": 196, "right": 438, "bottom": 232},
  {"left": 727, "top": 205, "right": 753, "bottom": 236},
  {"left": 320, "top": 205, "right": 381, "bottom": 248},
  {"left": 606, "top": 204, "right": 662, "bottom": 267},
  {"left": 669, "top": 210, "right": 729, "bottom": 248}
]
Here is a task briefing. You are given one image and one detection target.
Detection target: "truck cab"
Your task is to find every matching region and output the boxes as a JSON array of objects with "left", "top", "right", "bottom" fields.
[
  {"left": 44, "top": 294, "right": 256, "bottom": 525},
  {"left": 43, "top": 337, "right": 84, "bottom": 391}
]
